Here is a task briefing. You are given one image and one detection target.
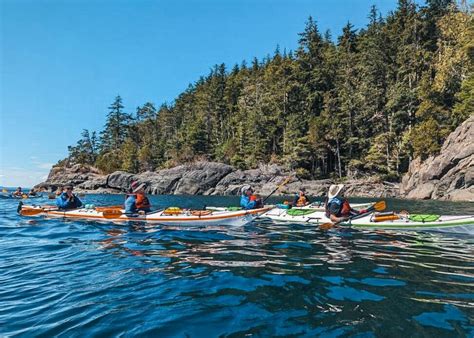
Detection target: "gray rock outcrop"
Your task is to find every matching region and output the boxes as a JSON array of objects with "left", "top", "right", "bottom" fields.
[
  {"left": 36, "top": 161, "right": 399, "bottom": 198},
  {"left": 400, "top": 116, "right": 474, "bottom": 201}
]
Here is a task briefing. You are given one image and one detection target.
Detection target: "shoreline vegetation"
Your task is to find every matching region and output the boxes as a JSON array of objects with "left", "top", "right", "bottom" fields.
[{"left": 40, "top": 1, "right": 473, "bottom": 200}]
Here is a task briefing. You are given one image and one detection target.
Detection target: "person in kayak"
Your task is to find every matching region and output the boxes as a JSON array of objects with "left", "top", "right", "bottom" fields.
[
  {"left": 56, "top": 184, "right": 83, "bottom": 209},
  {"left": 124, "top": 182, "right": 151, "bottom": 214},
  {"left": 293, "top": 187, "right": 310, "bottom": 207},
  {"left": 240, "top": 185, "right": 262, "bottom": 209},
  {"left": 28, "top": 188, "right": 37, "bottom": 196},
  {"left": 12, "top": 187, "right": 23, "bottom": 197},
  {"left": 325, "top": 184, "right": 365, "bottom": 223}
]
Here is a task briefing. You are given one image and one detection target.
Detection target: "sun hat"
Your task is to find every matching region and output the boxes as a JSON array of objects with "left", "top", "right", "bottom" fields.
[
  {"left": 328, "top": 184, "right": 344, "bottom": 199},
  {"left": 240, "top": 185, "right": 253, "bottom": 195},
  {"left": 132, "top": 182, "right": 147, "bottom": 193}
]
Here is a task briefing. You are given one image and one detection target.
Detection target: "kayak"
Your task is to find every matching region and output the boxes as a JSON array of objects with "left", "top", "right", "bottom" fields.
[
  {"left": 262, "top": 208, "right": 474, "bottom": 234},
  {"left": 18, "top": 204, "right": 272, "bottom": 226},
  {"left": 1, "top": 193, "right": 43, "bottom": 199}
]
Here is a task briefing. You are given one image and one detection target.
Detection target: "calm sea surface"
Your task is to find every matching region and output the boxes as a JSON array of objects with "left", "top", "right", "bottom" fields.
[{"left": 1, "top": 194, "right": 473, "bottom": 337}]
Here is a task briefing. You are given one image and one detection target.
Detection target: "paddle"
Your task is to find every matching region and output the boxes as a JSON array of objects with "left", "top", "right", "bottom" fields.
[
  {"left": 102, "top": 209, "right": 124, "bottom": 219},
  {"left": 2, "top": 188, "right": 7, "bottom": 193},
  {"left": 319, "top": 200, "right": 386, "bottom": 230},
  {"left": 262, "top": 176, "right": 293, "bottom": 204},
  {"left": 18, "top": 205, "right": 58, "bottom": 216},
  {"left": 19, "top": 208, "right": 46, "bottom": 216}
]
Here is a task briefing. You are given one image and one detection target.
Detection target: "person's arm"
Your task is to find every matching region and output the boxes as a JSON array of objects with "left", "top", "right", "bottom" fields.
[
  {"left": 329, "top": 214, "right": 348, "bottom": 223},
  {"left": 124, "top": 196, "right": 137, "bottom": 214},
  {"left": 56, "top": 194, "right": 69, "bottom": 208}
]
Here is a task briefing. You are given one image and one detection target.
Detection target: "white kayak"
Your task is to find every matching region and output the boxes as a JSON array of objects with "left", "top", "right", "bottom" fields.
[
  {"left": 19, "top": 204, "right": 272, "bottom": 227},
  {"left": 262, "top": 208, "right": 474, "bottom": 234}
]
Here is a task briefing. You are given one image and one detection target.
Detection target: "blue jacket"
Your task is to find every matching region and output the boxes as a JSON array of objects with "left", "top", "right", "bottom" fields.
[
  {"left": 240, "top": 195, "right": 256, "bottom": 210},
  {"left": 56, "top": 192, "right": 82, "bottom": 209},
  {"left": 124, "top": 195, "right": 137, "bottom": 214}
]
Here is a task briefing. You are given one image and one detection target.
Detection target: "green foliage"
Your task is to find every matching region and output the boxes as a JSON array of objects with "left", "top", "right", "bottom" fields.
[
  {"left": 410, "top": 117, "right": 445, "bottom": 159},
  {"left": 63, "top": 2, "right": 472, "bottom": 179}
]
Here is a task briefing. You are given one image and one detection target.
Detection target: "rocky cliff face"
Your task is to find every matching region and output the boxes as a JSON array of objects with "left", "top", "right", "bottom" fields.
[
  {"left": 400, "top": 116, "right": 474, "bottom": 201},
  {"left": 35, "top": 162, "right": 399, "bottom": 198}
]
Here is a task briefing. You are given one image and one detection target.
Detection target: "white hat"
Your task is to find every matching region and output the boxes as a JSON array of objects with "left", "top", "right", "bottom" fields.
[
  {"left": 240, "top": 185, "right": 253, "bottom": 195},
  {"left": 133, "top": 183, "right": 147, "bottom": 193},
  {"left": 328, "top": 184, "right": 344, "bottom": 199}
]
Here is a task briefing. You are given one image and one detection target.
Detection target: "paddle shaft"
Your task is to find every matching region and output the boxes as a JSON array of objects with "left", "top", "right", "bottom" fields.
[{"left": 262, "top": 176, "right": 292, "bottom": 204}]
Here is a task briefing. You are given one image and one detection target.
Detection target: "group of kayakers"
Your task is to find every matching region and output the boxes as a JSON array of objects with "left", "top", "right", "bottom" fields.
[
  {"left": 52, "top": 180, "right": 365, "bottom": 221},
  {"left": 11, "top": 187, "right": 38, "bottom": 197},
  {"left": 240, "top": 183, "right": 366, "bottom": 222},
  {"left": 53, "top": 181, "right": 151, "bottom": 214}
]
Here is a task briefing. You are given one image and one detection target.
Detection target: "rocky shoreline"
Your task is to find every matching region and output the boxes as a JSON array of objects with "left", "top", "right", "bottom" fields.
[
  {"left": 35, "top": 116, "right": 473, "bottom": 201},
  {"left": 34, "top": 162, "right": 400, "bottom": 198}
]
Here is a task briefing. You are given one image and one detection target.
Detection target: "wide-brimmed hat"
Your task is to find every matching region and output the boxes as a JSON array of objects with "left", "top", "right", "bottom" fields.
[
  {"left": 328, "top": 184, "right": 344, "bottom": 199},
  {"left": 131, "top": 182, "right": 146, "bottom": 193},
  {"left": 240, "top": 185, "right": 253, "bottom": 195}
]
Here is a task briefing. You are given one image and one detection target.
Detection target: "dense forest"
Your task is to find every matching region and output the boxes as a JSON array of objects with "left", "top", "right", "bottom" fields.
[{"left": 63, "top": 0, "right": 473, "bottom": 181}]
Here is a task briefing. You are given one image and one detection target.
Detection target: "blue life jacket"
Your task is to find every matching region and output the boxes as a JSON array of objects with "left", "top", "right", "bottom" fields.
[
  {"left": 240, "top": 195, "right": 256, "bottom": 210},
  {"left": 56, "top": 192, "right": 82, "bottom": 209}
]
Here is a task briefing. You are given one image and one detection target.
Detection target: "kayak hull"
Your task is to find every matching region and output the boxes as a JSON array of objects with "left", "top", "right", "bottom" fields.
[
  {"left": 19, "top": 205, "right": 272, "bottom": 226},
  {"left": 262, "top": 208, "right": 474, "bottom": 234}
]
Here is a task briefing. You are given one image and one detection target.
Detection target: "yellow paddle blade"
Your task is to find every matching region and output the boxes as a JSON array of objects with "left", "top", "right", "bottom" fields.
[
  {"left": 373, "top": 201, "right": 386, "bottom": 212},
  {"left": 22, "top": 194, "right": 28, "bottom": 199},
  {"left": 319, "top": 222, "right": 335, "bottom": 230},
  {"left": 20, "top": 208, "right": 44, "bottom": 216},
  {"left": 102, "top": 209, "right": 123, "bottom": 219},
  {"left": 2, "top": 188, "right": 7, "bottom": 193}
]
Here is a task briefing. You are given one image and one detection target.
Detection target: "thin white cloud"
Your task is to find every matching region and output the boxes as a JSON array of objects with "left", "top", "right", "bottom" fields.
[{"left": 36, "top": 162, "right": 54, "bottom": 170}]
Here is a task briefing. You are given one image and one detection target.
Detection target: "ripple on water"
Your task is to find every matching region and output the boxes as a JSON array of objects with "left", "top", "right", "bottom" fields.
[{"left": 0, "top": 196, "right": 473, "bottom": 336}]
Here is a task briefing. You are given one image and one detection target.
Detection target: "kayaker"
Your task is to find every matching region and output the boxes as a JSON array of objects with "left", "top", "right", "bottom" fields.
[
  {"left": 292, "top": 187, "right": 310, "bottom": 207},
  {"left": 124, "top": 182, "right": 151, "bottom": 214},
  {"left": 56, "top": 184, "right": 83, "bottom": 209},
  {"left": 28, "top": 188, "right": 37, "bottom": 196},
  {"left": 12, "top": 187, "right": 23, "bottom": 197},
  {"left": 240, "top": 185, "right": 262, "bottom": 209},
  {"left": 325, "top": 184, "right": 365, "bottom": 223}
]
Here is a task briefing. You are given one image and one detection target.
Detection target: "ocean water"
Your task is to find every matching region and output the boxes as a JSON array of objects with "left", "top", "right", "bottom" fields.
[{"left": 1, "top": 194, "right": 473, "bottom": 337}]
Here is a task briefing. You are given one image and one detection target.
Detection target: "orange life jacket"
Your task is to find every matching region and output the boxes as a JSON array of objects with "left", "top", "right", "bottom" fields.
[
  {"left": 136, "top": 193, "right": 151, "bottom": 209},
  {"left": 296, "top": 195, "right": 308, "bottom": 207}
]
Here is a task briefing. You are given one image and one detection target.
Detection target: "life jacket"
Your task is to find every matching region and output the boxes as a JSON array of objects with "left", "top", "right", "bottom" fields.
[
  {"left": 325, "top": 197, "right": 352, "bottom": 217},
  {"left": 296, "top": 195, "right": 308, "bottom": 207},
  {"left": 136, "top": 193, "right": 151, "bottom": 210}
]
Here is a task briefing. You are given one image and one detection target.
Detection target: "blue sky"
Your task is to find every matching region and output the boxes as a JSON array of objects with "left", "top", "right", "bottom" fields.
[{"left": 1, "top": 0, "right": 413, "bottom": 187}]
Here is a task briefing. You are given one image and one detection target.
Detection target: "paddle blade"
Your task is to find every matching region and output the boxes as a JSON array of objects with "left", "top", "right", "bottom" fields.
[
  {"left": 19, "top": 208, "right": 44, "bottom": 216},
  {"left": 2, "top": 188, "right": 7, "bottom": 193},
  {"left": 373, "top": 201, "right": 386, "bottom": 212},
  {"left": 102, "top": 209, "right": 123, "bottom": 219},
  {"left": 319, "top": 222, "right": 335, "bottom": 230}
]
